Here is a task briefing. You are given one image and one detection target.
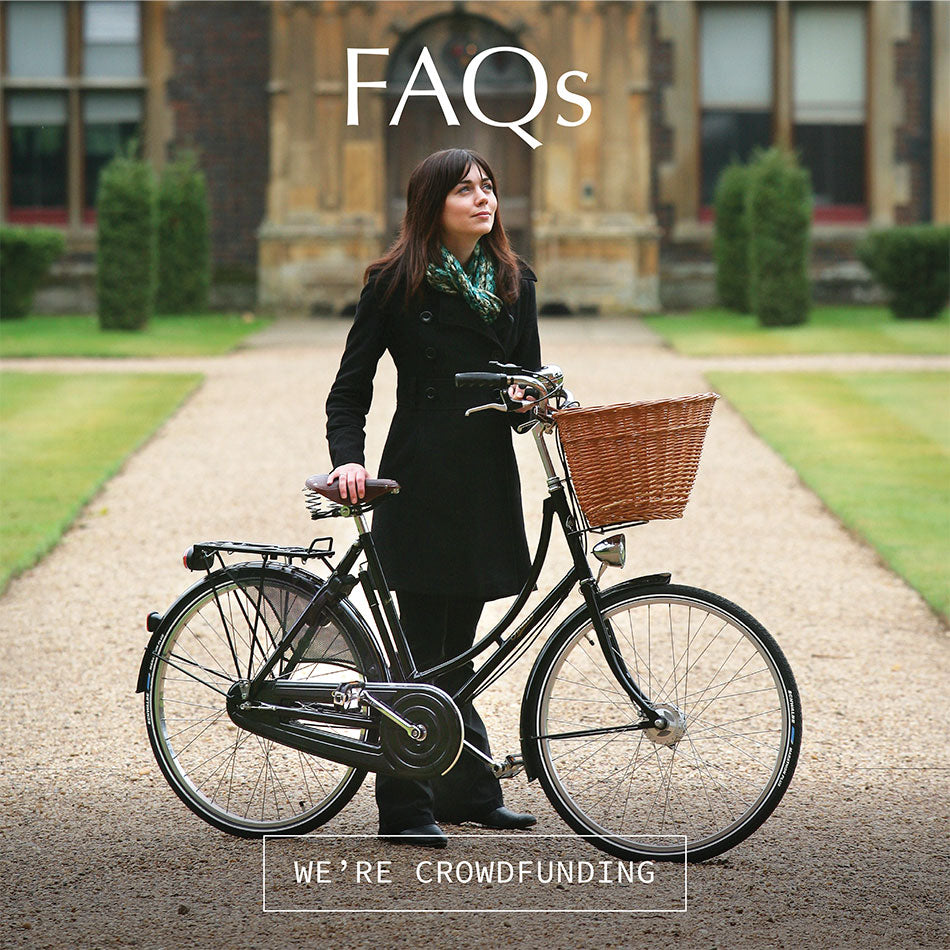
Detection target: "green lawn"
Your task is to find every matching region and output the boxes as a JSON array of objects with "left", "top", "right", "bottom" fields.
[
  {"left": 707, "top": 370, "right": 950, "bottom": 619},
  {"left": 646, "top": 306, "right": 950, "bottom": 356},
  {"left": 0, "top": 313, "right": 270, "bottom": 358},
  {"left": 0, "top": 372, "right": 201, "bottom": 592}
]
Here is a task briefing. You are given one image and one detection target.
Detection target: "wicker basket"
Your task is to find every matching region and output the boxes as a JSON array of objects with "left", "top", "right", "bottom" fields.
[{"left": 554, "top": 393, "right": 719, "bottom": 528}]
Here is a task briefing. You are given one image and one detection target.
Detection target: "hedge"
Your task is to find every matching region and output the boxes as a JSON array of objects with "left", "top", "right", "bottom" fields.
[
  {"left": 747, "top": 148, "right": 812, "bottom": 327},
  {"left": 156, "top": 152, "right": 211, "bottom": 314},
  {"left": 713, "top": 163, "right": 752, "bottom": 312},
  {"left": 97, "top": 152, "right": 156, "bottom": 330},
  {"left": 0, "top": 227, "right": 66, "bottom": 320},
  {"left": 857, "top": 225, "right": 950, "bottom": 319}
]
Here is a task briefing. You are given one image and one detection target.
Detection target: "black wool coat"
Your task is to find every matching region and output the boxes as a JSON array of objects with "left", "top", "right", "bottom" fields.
[{"left": 325, "top": 267, "right": 542, "bottom": 600}]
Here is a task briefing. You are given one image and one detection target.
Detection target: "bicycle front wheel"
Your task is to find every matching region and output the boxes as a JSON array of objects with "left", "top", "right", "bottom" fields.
[
  {"left": 144, "top": 563, "right": 383, "bottom": 837},
  {"left": 524, "top": 583, "right": 801, "bottom": 862}
]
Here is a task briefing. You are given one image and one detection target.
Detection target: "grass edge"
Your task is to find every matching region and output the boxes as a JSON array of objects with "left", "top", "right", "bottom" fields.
[
  {"left": 706, "top": 370, "right": 949, "bottom": 626},
  {"left": 0, "top": 373, "right": 204, "bottom": 595}
]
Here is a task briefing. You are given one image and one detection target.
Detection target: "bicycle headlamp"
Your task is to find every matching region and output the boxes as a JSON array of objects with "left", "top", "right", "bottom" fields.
[{"left": 592, "top": 534, "right": 626, "bottom": 569}]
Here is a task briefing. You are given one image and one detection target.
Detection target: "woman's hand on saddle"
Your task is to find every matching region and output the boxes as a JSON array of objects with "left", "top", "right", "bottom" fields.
[{"left": 328, "top": 463, "right": 368, "bottom": 502}]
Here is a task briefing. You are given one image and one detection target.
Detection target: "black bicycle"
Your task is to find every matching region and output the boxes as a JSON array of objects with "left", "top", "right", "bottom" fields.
[{"left": 137, "top": 364, "right": 801, "bottom": 862}]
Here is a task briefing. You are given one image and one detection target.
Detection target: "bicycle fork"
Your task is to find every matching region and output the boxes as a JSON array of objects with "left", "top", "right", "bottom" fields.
[
  {"left": 578, "top": 577, "right": 668, "bottom": 730},
  {"left": 534, "top": 427, "right": 669, "bottom": 732}
]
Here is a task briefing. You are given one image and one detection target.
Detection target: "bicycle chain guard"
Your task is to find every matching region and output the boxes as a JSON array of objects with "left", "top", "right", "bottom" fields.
[{"left": 378, "top": 689, "right": 465, "bottom": 778}]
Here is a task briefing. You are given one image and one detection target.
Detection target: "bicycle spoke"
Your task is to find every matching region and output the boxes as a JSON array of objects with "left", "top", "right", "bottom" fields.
[
  {"left": 163, "top": 648, "right": 234, "bottom": 685},
  {"left": 156, "top": 653, "right": 230, "bottom": 697},
  {"left": 211, "top": 729, "right": 251, "bottom": 807},
  {"left": 687, "top": 636, "right": 753, "bottom": 722},
  {"left": 680, "top": 666, "right": 771, "bottom": 705},
  {"left": 688, "top": 705, "right": 780, "bottom": 735},
  {"left": 618, "top": 730, "right": 645, "bottom": 831},
  {"left": 163, "top": 709, "right": 228, "bottom": 743},
  {"left": 679, "top": 719, "right": 782, "bottom": 771},
  {"left": 160, "top": 696, "right": 223, "bottom": 712},
  {"left": 679, "top": 728, "right": 724, "bottom": 830}
]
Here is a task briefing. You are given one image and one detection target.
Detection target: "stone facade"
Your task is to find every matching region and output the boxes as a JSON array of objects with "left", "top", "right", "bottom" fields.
[
  {"left": 257, "top": 0, "right": 660, "bottom": 315},
  {"left": 5, "top": 0, "right": 947, "bottom": 314}
]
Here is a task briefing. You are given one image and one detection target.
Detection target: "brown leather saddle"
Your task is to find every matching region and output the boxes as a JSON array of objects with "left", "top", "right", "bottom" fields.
[{"left": 305, "top": 473, "right": 400, "bottom": 506}]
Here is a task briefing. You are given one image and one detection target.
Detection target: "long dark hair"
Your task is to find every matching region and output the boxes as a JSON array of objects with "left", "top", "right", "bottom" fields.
[{"left": 366, "top": 147, "right": 522, "bottom": 308}]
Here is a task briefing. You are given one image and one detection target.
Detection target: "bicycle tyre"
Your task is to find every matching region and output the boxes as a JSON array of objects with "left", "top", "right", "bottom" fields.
[
  {"left": 144, "top": 563, "right": 385, "bottom": 838},
  {"left": 522, "top": 582, "right": 801, "bottom": 862}
]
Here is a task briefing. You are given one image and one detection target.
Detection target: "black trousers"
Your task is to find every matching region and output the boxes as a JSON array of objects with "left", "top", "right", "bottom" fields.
[{"left": 376, "top": 591, "right": 504, "bottom": 833}]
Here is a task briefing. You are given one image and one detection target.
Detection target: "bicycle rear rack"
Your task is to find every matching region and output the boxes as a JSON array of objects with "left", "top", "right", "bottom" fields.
[{"left": 183, "top": 538, "right": 335, "bottom": 571}]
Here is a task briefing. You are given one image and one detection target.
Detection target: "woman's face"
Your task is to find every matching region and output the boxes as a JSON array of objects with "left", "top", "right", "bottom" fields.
[{"left": 440, "top": 164, "right": 497, "bottom": 247}]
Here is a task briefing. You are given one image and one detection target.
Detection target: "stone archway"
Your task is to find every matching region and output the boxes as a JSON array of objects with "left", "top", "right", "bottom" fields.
[{"left": 384, "top": 13, "right": 534, "bottom": 260}]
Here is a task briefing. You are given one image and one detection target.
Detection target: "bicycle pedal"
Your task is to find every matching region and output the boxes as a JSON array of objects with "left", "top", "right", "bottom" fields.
[{"left": 492, "top": 754, "right": 525, "bottom": 780}]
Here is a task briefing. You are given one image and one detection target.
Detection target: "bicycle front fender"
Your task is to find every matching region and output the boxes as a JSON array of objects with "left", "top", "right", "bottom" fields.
[{"left": 518, "top": 572, "right": 671, "bottom": 781}]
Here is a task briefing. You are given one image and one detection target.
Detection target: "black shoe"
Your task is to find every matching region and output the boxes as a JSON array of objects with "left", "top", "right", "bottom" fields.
[
  {"left": 478, "top": 806, "right": 537, "bottom": 830},
  {"left": 439, "top": 806, "right": 537, "bottom": 830},
  {"left": 379, "top": 823, "right": 448, "bottom": 848}
]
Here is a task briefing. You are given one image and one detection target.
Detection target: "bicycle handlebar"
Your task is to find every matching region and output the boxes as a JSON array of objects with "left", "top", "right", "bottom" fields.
[
  {"left": 454, "top": 364, "right": 577, "bottom": 420},
  {"left": 455, "top": 372, "right": 510, "bottom": 389}
]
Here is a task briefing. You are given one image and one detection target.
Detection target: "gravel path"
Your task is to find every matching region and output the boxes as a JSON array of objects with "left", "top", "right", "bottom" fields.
[{"left": 1, "top": 318, "right": 947, "bottom": 949}]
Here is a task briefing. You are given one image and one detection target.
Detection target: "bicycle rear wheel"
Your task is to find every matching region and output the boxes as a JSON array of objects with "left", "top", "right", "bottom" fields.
[
  {"left": 144, "top": 563, "right": 383, "bottom": 837},
  {"left": 523, "top": 582, "right": 801, "bottom": 862}
]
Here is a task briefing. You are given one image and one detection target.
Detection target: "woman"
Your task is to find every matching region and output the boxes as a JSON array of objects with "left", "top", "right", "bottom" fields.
[{"left": 325, "top": 147, "right": 541, "bottom": 848}]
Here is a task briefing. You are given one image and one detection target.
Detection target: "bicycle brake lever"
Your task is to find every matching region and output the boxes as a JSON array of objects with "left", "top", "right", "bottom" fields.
[
  {"left": 465, "top": 401, "right": 508, "bottom": 416},
  {"left": 488, "top": 360, "right": 521, "bottom": 374}
]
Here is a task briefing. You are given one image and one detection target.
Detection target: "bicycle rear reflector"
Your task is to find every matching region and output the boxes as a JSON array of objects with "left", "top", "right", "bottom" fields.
[{"left": 183, "top": 546, "right": 213, "bottom": 571}]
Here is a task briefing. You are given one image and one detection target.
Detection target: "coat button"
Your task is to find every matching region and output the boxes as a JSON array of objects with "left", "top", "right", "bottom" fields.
[
  {"left": 425, "top": 346, "right": 436, "bottom": 360},
  {"left": 425, "top": 386, "right": 437, "bottom": 400},
  {"left": 420, "top": 310, "right": 433, "bottom": 323}
]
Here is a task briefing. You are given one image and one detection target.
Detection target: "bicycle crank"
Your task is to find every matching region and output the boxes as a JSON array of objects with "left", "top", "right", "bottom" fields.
[{"left": 375, "top": 686, "right": 464, "bottom": 778}]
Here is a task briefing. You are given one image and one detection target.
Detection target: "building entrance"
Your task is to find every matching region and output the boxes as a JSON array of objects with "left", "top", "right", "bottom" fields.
[{"left": 384, "top": 14, "right": 533, "bottom": 260}]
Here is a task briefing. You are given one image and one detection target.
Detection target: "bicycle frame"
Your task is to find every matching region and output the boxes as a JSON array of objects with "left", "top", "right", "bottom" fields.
[{"left": 244, "top": 426, "right": 664, "bottom": 726}]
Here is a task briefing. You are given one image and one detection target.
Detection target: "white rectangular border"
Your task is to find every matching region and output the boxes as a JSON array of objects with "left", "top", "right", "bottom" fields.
[{"left": 262, "top": 833, "right": 687, "bottom": 914}]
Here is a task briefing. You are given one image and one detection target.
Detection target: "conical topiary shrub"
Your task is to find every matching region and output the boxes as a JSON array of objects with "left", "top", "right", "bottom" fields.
[
  {"left": 747, "top": 148, "right": 812, "bottom": 327},
  {"left": 713, "top": 162, "right": 752, "bottom": 313},
  {"left": 156, "top": 152, "right": 211, "bottom": 314},
  {"left": 97, "top": 150, "right": 157, "bottom": 330}
]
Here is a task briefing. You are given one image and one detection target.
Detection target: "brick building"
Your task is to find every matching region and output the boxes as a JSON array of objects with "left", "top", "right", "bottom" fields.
[{"left": 2, "top": 0, "right": 947, "bottom": 314}]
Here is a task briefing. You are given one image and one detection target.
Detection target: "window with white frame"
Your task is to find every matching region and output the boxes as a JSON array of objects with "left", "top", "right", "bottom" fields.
[
  {"left": 2, "top": 0, "right": 144, "bottom": 225},
  {"left": 700, "top": 3, "right": 775, "bottom": 206},
  {"left": 792, "top": 3, "right": 867, "bottom": 213}
]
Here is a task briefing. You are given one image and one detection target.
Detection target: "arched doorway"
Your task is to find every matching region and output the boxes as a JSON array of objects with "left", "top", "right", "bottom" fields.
[{"left": 385, "top": 14, "right": 534, "bottom": 260}]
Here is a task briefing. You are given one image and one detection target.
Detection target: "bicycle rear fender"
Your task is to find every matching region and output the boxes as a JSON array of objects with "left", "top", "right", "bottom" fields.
[
  {"left": 518, "top": 572, "right": 671, "bottom": 782},
  {"left": 136, "top": 568, "right": 225, "bottom": 694},
  {"left": 135, "top": 561, "right": 387, "bottom": 694}
]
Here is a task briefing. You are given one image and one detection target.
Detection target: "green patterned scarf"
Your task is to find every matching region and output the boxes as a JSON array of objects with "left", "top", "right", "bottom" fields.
[{"left": 425, "top": 243, "right": 503, "bottom": 323}]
